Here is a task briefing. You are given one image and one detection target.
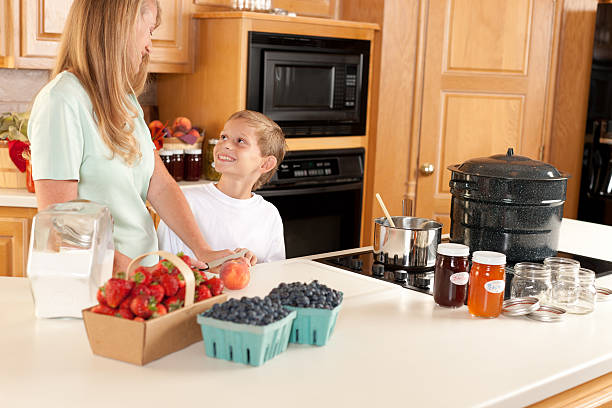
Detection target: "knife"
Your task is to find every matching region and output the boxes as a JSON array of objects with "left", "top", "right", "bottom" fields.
[{"left": 200, "top": 248, "right": 248, "bottom": 271}]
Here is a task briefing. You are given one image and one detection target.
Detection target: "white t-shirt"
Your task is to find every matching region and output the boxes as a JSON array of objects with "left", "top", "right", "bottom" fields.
[{"left": 157, "top": 183, "right": 285, "bottom": 263}]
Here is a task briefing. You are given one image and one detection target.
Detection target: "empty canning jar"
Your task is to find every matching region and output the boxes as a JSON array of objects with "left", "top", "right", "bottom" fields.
[
  {"left": 543, "top": 256, "right": 580, "bottom": 282},
  {"left": 576, "top": 268, "right": 597, "bottom": 314},
  {"left": 510, "top": 263, "right": 552, "bottom": 303}
]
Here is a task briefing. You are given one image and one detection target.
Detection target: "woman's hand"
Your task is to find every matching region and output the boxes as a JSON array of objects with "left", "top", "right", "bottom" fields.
[
  {"left": 235, "top": 248, "right": 257, "bottom": 266},
  {"left": 192, "top": 248, "right": 235, "bottom": 270}
]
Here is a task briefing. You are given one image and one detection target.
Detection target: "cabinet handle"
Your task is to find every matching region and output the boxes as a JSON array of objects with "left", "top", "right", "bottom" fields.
[{"left": 419, "top": 163, "right": 435, "bottom": 175}]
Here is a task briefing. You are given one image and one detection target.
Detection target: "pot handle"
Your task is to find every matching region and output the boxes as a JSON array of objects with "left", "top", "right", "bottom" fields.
[
  {"left": 123, "top": 251, "right": 196, "bottom": 308},
  {"left": 402, "top": 198, "right": 413, "bottom": 217}
]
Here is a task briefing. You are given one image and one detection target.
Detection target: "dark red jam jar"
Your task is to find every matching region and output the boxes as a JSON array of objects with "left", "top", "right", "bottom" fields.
[
  {"left": 171, "top": 149, "right": 184, "bottom": 182},
  {"left": 433, "top": 243, "right": 470, "bottom": 308},
  {"left": 184, "top": 148, "right": 202, "bottom": 181}
]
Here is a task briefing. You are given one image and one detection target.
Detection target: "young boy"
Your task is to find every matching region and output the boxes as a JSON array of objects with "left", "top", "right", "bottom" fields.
[{"left": 157, "top": 110, "right": 287, "bottom": 263}]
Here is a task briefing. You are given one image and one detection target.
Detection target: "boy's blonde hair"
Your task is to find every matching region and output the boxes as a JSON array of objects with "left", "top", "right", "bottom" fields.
[
  {"left": 52, "top": 0, "right": 161, "bottom": 166},
  {"left": 227, "top": 110, "right": 287, "bottom": 190}
]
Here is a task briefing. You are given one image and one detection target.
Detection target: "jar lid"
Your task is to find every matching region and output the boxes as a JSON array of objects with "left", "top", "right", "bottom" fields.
[
  {"left": 208, "top": 138, "right": 218, "bottom": 144},
  {"left": 526, "top": 304, "right": 566, "bottom": 322},
  {"left": 173, "top": 149, "right": 185, "bottom": 154},
  {"left": 447, "top": 147, "right": 567, "bottom": 180},
  {"left": 502, "top": 297, "right": 540, "bottom": 317},
  {"left": 436, "top": 243, "right": 469, "bottom": 257},
  {"left": 159, "top": 149, "right": 172, "bottom": 156},
  {"left": 185, "top": 149, "right": 202, "bottom": 154},
  {"left": 472, "top": 251, "right": 506, "bottom": 265}
]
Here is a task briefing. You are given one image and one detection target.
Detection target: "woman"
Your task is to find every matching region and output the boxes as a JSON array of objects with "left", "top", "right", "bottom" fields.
[{"left": 28, "top": 0, "right": 254, "bottom": 271}]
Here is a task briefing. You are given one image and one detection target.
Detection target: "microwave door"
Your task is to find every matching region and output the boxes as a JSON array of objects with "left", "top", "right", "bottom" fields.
[{"left": 261, "top": 51, "right": 363, "bottom": 123}]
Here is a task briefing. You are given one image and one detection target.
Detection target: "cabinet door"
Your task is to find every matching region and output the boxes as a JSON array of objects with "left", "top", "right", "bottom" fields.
[
  {"left": 193, "top": 0, "right": 337, "bottom": 18},
  {"left": 20, "top": 0, "right": 72, "bottom": 60},
  {"left": 0, "top": 208, "right": 37, "bottom": 277},
  {"left": 0, "top": 0, "right": 11, "bottom": 67},
  {"left": 150, "top": 0, "right": 192, "bottom": 71},
  {"left": 16, "top": 0, "right": 192, "bottom": 72},
  {"left": 415, "top": 0, "right": 557, "bottom": 231}
]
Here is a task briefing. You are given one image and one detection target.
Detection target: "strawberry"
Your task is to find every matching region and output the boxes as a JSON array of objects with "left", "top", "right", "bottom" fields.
[
  {"left": 131, "top": 283, "right": 151, "bottom": 297},
  {"left": 115, "top": 308, "right": 134, "bottom": 320},
  {"left": 131, "top": 266, "right": 152, "bottom": 285},
  {"left": 177, "top": 286, "right": 186, "bottom": 301},
  {"left": 192, "top": 268, "right": 206, "bottom": 285},
  {"left": 195, "top": 284, "right": 212, "bottom": 302},
  {"left": 119, "top": 295, "right": 135, "bottom": 311},
  {"left": 177, "top": 252, "right": 192, "bottom": 267},
  {"left": 130, "top": 295, "right": 156, "bottom": 319},
  {"left": 148, "top": 283, "right": 165, "bottom": 303},
  {"left": 151, "top": 262, "right": 169, "bottom": 283},
  {"left": 163, "top": 296, "right": 184, "bottom": 312},
  {"left": 96, "top": 286, "right": 107, "bottom": 306},
  {"left": 153, "top": 304, "right": 168, "bottom": 318},
  {"left": 92, "top": 304, "right": 116, "bottom": 315},
  {"left": 160, "top": 273, "right": 179, "bottom": 297},
  {"left": 206, "top": 277, "right": 224, "bottom": 296},
  {"left": 161, "top": 259, "right": 176, "bottom": 274},
  {"left": 104, "top": 278, "right": 134, "bottom": 308}
]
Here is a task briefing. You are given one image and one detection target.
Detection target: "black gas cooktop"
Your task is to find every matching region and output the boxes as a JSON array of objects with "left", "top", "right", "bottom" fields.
[{"left": 313, "top": 250, "right": 612, "bottom": 298}]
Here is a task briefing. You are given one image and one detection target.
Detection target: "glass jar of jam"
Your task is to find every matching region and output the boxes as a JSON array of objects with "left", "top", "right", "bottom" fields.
[
  {"left": 159, "top": 149, "right": 173, "bottom": 175},
  {"left": 467, "top": 251, "right": 506, "bottom": 318},
  {"left": 433, "top": 243, "right": 470, "bottom": 307},
  {"left": 184, "top": 149, "right": 202, "bottom": 181},
  {"left": 171, "top": 149, "right": 184, "bottom": 181},
  {"left": 204, "top": 138, "right": 221, "bottom": 181}
]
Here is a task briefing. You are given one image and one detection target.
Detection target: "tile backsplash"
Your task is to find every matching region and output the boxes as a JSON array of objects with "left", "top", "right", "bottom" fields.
[{"left": 0, "top": 68, "right": 157, "bottom": 114}]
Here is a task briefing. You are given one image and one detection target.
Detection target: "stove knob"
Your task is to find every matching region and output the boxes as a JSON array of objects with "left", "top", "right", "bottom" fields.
[
  {"left": 372, "top": 263, "right": 385, "bottom": 276},
  {"left": 350, "top": 258, "right": 363, "bottom": 270},
  {"left": 394, "top": 269, "right": 408, "bottom": 282}
]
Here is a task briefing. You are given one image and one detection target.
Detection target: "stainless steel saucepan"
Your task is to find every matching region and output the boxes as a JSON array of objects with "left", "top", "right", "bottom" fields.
[{"left": 373, "top": 216, "right": 442, "bottom": 268}]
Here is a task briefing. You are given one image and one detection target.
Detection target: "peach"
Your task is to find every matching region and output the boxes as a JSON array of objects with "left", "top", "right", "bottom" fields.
[
  {"left": 172, "top": 131, "right": 186, "bottom": 139},
  {"left": 172, "top": 117, "right": 192, "bottom": 134},
  {"left": 219, "top": 258, "right": 250, "bottom": 290},
  {"left": 187, "top": 128, "right": 200, "bottom": 139}
]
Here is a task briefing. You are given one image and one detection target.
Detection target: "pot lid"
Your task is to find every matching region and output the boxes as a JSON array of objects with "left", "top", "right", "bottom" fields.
[{"left": 448, "top": 148, "right": 567, "bottom": 180}]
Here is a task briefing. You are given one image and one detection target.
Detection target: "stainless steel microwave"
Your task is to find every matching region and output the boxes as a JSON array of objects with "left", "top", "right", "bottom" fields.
[{"left": 246, "top": 32, "right": 370, "bottom": 137}]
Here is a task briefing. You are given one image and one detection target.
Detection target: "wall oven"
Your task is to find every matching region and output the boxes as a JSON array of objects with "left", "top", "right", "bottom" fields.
[
  {"left": 247, "top": 32, "right": 370, "bottom": 137},
  {"left": 258, "top": 148, "right": 364, "bottom": 258}
]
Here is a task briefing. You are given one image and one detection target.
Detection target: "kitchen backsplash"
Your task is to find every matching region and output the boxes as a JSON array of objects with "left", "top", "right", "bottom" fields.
[{"left": 0, "top": 68, "right": 158, "bottom": 114}]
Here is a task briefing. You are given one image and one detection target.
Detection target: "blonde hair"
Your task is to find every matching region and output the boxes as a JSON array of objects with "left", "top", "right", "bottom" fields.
[
  {"left": 227, "top": 110, "right": 288, "bottom": 190},
  {"left": 52, "top": 0, "right": 161, "bottom": 165}
]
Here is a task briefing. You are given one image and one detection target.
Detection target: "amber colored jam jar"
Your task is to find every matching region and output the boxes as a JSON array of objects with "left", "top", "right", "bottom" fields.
[
  {"left": 159, "top": 149, "right": 173, "bottom": 175},
  {"left": 171, "top": 149, "right": 185, "bottom": 181},
  {"left": 184, "top": 149, "right": 202, "bottom": 181},
  {"left": 467, "top": 251, "right": 506, "bottom": 318},
  {"left": 433, "top": 243, "right": 470, "bottom": 308}
]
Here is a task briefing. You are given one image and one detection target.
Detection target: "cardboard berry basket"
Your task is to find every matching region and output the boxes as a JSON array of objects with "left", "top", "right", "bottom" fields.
[{"left": 82, "top": 251, "right": 227, "bottom": 365}]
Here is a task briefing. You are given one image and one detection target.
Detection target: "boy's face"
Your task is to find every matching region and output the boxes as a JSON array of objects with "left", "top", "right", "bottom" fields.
[{"left": 214, "top": 118, "right": 274, "bottom": 180}]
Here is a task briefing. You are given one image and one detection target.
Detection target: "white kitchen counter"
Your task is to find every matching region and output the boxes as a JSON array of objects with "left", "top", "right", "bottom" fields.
[
  {"left": 2, "top": 243, "right": 612, "bottom": 406},
  {"left": 0, "top": 181, "right": 216, "bottom": 208}
]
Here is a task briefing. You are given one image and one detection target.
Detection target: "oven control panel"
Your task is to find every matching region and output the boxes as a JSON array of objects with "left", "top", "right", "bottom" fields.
[{"left": 277, "top": 158, "right": 340, "bottom": 179}]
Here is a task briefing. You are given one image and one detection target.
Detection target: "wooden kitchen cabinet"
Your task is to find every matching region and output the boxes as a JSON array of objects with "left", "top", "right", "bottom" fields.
[
  {"left": 194, "top": 0, "right": 338, "bottom": 18},
  {"left": 0, "top": 0, "right": 11, "bottom": 67},
  {"left": 0, "top": 206, "right": 37, "bottom": 277},
  {"left": 8, "top": 0, "right": 194, "bottom": 73}
]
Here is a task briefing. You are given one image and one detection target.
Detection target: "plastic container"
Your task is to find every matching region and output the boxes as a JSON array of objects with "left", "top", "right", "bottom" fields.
[
  {"left": 197, "top": 310, "right": 297, "bottom": 366},
  {"left": 28, "top": 199, "right": 115, "bottom": 318},
  {"left": 285, "top": 304, "right": 342, "bottom": 346}
]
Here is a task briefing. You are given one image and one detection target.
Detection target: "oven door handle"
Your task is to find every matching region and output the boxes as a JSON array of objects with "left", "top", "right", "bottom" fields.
[{"left": 258, "top": 182, "right": 363, "bottom": 197}]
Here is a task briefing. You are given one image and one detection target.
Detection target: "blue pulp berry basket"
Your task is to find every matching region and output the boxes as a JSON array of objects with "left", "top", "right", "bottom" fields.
[
  {"left": 197, "top": 310, "right": 296, "bottom": 367},
  {"left": 284, "top": 303, "right": 342, "bottom": 346}
]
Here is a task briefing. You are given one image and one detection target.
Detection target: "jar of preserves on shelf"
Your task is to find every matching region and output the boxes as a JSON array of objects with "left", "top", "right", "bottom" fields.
[
  {"left": 159, "top": 149, "right": 173, "bottom": 176},
  {"left": 433, "top": 243, "right": 470, "bottom": 308},
  {"left": 510, "top": 263, "right": 552, "bottom": 303},
  {"left": 171, "top": 149, "right": 184, "bottom": 182},
  {"left": 467, "top": 251, "right": 506, "bottom": 318},
  {"left": 204, "top": 139, "right": 221, "bottom": 181},
  {"left": 184, "top": 149, "right": 202, "bottom": 181}
]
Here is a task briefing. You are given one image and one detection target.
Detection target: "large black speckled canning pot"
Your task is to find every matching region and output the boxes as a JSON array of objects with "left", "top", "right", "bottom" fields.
[{"left": 448, "top": 148, "right": 569, "bottom": 263}]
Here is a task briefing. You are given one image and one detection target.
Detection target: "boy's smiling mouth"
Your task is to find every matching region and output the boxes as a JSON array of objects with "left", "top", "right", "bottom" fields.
[{"left": 217, "top": 153, "right": 236, "bottom": 162}]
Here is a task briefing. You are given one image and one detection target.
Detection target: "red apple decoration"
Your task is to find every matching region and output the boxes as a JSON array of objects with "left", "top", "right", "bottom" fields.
[{"left": 219, "top": 258, "right": 250, "bottom": 290}]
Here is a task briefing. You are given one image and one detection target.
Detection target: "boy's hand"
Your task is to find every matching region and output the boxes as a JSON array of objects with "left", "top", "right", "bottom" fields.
[
  {"left": 193, "top": 249, "right": 234, "bottom": 270},
  {"left": 236, "top": 248, "right": 257, "bottom": 266}
]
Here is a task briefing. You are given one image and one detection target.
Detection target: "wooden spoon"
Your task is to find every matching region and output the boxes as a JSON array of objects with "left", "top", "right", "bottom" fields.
[{"left": 375, "top": 193, "right": 396, "bottom": 228}]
